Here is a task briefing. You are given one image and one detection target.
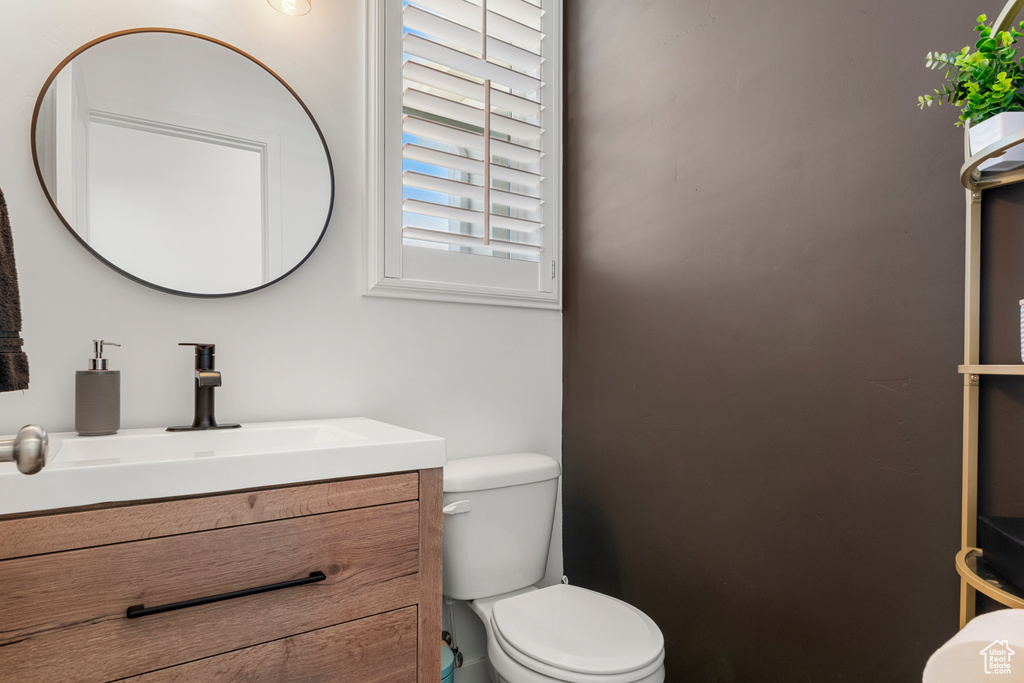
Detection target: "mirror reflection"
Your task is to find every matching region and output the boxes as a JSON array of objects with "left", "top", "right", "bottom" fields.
[{"left": 32, "top": 30, "right": 333, "bottom": 297}]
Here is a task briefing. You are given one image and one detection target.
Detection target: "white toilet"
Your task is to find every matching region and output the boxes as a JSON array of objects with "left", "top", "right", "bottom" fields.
[{"left": 442, "top": 453, "right": 666, "bottom": 683}]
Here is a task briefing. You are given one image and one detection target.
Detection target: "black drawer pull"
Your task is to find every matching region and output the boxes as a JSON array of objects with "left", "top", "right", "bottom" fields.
[{"left": 126, "top": 571, "right": 326, "bottom": 619}]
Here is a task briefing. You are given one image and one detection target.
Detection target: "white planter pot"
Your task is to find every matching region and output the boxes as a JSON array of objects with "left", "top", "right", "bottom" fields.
[{"left": 969, "top": 112, "right": 1024, "bottom": 172}]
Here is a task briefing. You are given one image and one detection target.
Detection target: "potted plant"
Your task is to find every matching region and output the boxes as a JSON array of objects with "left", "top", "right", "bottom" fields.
[{"left": 920, "top": 14, "right": 1024, "bottom": 170}]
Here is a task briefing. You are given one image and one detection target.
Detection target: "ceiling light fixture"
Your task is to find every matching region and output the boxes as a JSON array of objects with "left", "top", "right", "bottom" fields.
[{"left": 267, "top": 0, "right": 311, "bottom": 15}]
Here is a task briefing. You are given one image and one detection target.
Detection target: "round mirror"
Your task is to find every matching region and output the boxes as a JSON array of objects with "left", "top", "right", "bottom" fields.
[{"left": 31, "top": 29, "right": 334, "bottom": 297}]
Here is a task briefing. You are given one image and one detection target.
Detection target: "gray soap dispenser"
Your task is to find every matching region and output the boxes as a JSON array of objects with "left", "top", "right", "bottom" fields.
[{"left": 76, "top": 340, "right": 121, "bottom": 436}]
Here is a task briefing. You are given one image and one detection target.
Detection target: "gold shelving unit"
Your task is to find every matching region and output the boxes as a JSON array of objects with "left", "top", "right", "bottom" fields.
[
  {"left": 958, "top": 365, "right": 1024, "bottom": 375},
  {"left": 956, "top": 548, "right": 1024, "bottom": 610},
  {"left": 955, "top": 0, "right": 1024, "bottom": 628}
]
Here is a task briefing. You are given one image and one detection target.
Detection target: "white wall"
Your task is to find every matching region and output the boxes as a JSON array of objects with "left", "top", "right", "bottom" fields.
[{"left": 0, "top": 0, "right": 562, "bottom": 585}]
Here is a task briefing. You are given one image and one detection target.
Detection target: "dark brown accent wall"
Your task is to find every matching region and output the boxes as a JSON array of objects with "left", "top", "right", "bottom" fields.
[{"left": 562, "top": 1, "right": 977, "bottom": 680}]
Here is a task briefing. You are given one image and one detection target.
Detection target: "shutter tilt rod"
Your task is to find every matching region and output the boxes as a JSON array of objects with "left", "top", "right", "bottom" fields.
[
  {"left": 483, "top": 80, "right": 491, "bottom": 246},
  {"left": 481, "top": 2, "right": 490, "bottom": 246}
]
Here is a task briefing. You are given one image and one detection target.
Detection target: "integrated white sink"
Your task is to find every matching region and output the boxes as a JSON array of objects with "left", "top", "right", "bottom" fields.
[
  {"left": 0, "top": 417, "right": 446, "bottom": 515},
  {"left": 55, "top": 422, "right": 367, "bottom": 465}
]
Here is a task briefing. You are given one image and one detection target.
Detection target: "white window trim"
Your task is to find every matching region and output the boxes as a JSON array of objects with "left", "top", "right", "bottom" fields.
[{"left": 365, "top": 0, "right": 563, "bottom": 309}]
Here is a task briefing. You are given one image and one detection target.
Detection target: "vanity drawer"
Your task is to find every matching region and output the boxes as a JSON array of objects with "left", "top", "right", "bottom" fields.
[
  {"left": 122, "top": 607, "right": 418, "bottom": 682},
  {"left": 0, "top": 500, "right": 420, "bottom": 683},
  {"left": 0, "top": 472, "right": 420, "bottom": 560}
]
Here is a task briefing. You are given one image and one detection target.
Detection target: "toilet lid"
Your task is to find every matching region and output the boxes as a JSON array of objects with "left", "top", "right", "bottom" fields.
[{"left": 491, "top": 585, "right": 664, "bottom": 676}]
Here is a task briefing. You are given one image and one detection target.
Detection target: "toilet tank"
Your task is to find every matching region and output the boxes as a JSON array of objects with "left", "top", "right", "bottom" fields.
[{"left": 442, "top": 453, "right": 560, "bottom": 601}]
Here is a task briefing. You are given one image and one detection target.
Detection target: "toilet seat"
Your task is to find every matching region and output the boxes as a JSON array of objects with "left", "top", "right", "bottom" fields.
[{"left": 490, "top": 585, "right": 665, "bottom": 683}]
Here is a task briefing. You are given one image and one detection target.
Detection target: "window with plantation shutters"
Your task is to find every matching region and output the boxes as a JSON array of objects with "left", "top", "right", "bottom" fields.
[{"left": 367, "top": 0, "right": 562, "bottom": 308}]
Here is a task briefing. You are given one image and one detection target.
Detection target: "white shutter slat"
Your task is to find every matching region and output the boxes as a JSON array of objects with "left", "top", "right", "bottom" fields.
[
  {"left": 487, "top": 37, "right": 542, "bottom": 76},
  {"left": 403, "top": 212, "right": 461, "bottom": 232},
  {"left": 490, "top": 163, "right": 543, "bottom": 188},
  {"left": 410, "top": 0, "right": 543, "bottom": 52},
  {"left": 403, "top": 227, "right": 541, "bottom": 256},
  {"left": 488, "top": 12, "right": 543, "bottom": 52},
  {"left": 490, "top": 213, "right": 542, "bottom": 233},
  {"left": 491, "top": 187, "right": 542, "bottom": 211},
  {"left": 403, "top": 171, "right": 482, "bottom": 202},
  {"left": 404, "top": 198, "right": 481, "bottom": 223},
  {"left": 404, "top": 171, "right": 542, "bottom": 212},
  {"left": 404, "top": 88, "right": 484, "bottom": 130},
  {"left": 403, "top": 144, "right": 544, "bottom": 189},
  {"left": 404, "top": 61, "right": 542, "bottom": 119},
  {"left": 403, "top": 114, "right": 482, "bottom": 152},
  {"left": 404, "top": 34, "right": 541, "bottom": 95},
  {"left": 404, "top": 197, "right": 542, "bottom": 233},
  {"left": 404, "top": 143, "right": 482, "bottom": 176},
  {"left": 404, "top": 115, "right": 542, "bottom": 166},
  {"left": 490, "top": 136, "right": 542, "bottom": 165},
  {"left": 484, "top": 0, "right": 543, "bottom": 31},
  {"left": 404, "top": 88, "right": 543, "bottom": 143},
  {"left": 411, "top": 0, "right": 481, "bottom": 31},
  {"left": 404, "top": 61, "right": 480, "bottom": 102},
  {"left": 404, "top": 5, "right": 481, "bottom": 57},
  {"left": 491, "top": 112, "right": 543, "bottom": 142}
]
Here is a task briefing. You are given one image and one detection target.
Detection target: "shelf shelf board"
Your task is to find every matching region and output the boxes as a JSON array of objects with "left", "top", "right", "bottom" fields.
[
  {"left": 961, "top": 128, "right": 1024, "bottom": 191},
  {"left": 958, "top": 364, "right": 1024, "bottom": 375},
  {"left": 956, "top": 548, "right": 1024, "bottom": 609}
]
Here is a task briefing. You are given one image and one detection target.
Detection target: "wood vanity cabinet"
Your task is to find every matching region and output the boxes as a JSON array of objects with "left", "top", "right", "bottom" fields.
[{"left": 0, "top": 469, "right": 442, "bottom": 683}]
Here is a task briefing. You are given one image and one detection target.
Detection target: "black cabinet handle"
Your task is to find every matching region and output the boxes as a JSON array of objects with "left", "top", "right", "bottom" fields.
[{"left": 126, "top": 571, "right": 326, "bottom": 619}]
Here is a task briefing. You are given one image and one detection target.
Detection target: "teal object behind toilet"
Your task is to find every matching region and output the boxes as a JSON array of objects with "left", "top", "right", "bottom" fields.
[{"left": 441, "top": 642, "right": 454, "bottom": 683}]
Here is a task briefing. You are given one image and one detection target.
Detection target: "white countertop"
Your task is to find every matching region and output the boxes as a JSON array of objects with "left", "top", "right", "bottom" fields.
[{"left": 0, "top": 417, "right": 446, "bottom": 516}]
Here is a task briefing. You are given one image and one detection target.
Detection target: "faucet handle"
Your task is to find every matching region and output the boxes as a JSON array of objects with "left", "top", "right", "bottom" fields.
[
  {"left": 179, "top": 343, "right": 217, "bottom": 370},
  {"left": 178, "top": 343, "right": 215, "bottom": 351}
]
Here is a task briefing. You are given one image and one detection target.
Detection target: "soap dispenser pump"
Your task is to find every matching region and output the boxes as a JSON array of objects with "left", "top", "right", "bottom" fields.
[{"left": 76, "top": 340, "right": 121, "bottom": 436}]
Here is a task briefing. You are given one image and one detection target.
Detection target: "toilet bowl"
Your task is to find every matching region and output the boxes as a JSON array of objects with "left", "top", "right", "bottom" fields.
[
  {"left": 442, "top": 453, "right": 666, "bottom": 683},
  {"left": 471, "top": 586, "right": 666, "bottom": 683}
]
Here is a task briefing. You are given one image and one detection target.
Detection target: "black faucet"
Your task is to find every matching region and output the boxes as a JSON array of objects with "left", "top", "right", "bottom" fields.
[{"left": 167, "top": 343, "right": 240, "bottom": 432}]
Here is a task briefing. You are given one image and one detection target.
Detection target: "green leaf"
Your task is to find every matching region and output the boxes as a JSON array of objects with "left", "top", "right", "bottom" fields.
[{"left": 917, "top": 15, "right": 1024, "bottom": 126}]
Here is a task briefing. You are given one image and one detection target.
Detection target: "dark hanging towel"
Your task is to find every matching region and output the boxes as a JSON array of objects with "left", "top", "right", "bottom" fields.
[{"left": 0, "top": 187, "right": 29, "bottom": 392}]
